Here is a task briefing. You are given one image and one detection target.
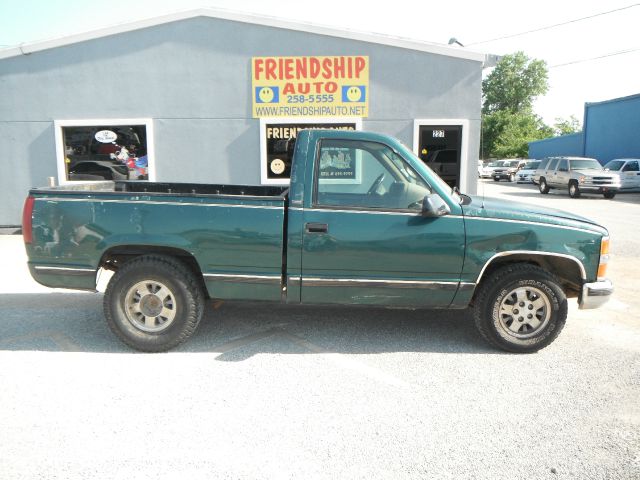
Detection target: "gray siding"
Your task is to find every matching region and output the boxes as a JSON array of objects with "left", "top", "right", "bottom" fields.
[{"left": 0, "top": 16, "right": 481, "bottom": 224}]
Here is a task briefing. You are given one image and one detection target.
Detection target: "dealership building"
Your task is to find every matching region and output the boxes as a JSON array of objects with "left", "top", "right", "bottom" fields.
[{"left": 0, "top": 8, "right": 493, "bottom": 225}]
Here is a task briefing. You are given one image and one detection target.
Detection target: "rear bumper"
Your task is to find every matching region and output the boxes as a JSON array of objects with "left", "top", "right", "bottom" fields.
[{"left": 579, "top": 279, "right": 613, "bottom": 309}]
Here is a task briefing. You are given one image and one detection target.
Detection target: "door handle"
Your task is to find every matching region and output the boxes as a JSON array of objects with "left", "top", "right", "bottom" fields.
[{"left": 305, "top": 222, "right": 328, "bottom": 234}]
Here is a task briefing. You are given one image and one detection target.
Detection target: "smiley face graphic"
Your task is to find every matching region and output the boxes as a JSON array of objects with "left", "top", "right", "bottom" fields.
[
  {"left": 341, "top": 85, "right": 365, "bottom": 102},
  {"left": 256, "top": 86, "right": 279, "bottom": 103},
  {"left": 347, "top": 86, "right": 362, "bottom": 102},
  {"left": 270, "top": 158, "right": 286, "bottom": 175}
]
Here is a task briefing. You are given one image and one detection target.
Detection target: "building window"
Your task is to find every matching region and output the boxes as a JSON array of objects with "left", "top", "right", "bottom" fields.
[
  {"left": 54, "top": 119, "right": 155, "bottom": 183},
  {"left": 259, "top": 117, "right": 362, "bottom": 185}
]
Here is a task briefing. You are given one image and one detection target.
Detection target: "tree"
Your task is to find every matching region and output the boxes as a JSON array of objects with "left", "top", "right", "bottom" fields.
[
  {"left": 552, "top": 115, "right": 581, "bottom": 136},
  {"left": 482, "top": 52, "right": 549, "bottom": 114},
  {"left": 482, "top": 110, "right": 552, "bottom": 158},
  {"left": 481, "top": 52, "right": 551, "bottom": 158}
]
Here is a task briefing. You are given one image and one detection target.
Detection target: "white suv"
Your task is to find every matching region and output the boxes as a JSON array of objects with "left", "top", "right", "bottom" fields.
[{"left": 536, "top": 156, "right": 621, "bottom": 199}]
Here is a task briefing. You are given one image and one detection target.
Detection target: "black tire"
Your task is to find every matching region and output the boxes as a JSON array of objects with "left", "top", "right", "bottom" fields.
[
  {"left": 568, "top": 180, "right": 581, "bottom": 198},
  {"left": 473, "top": 264, "right": 567, "bottom": 353},
  {"left": 603, "top": 191, "right": 616, "bottom": 199},
  {"left": 493, "top": 177, "right": 500, "bottom": 182},
  {"left": 104, "top": 255, "right": 205, "bottom": 352},
  {"left": 539, "top": 178, "right": 550, "bottom": 194}
]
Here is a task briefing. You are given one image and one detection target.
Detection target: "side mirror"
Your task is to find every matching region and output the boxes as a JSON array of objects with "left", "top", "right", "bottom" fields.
[{"left": 421, "top": 194, "right": 451, "bottom": 217}]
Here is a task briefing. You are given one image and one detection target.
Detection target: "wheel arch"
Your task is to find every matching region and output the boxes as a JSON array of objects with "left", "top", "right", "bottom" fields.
[
  {"left": 472, "top": 251, "right": 585, "bottom": 301},
  {"left": 97, "top": 245, "right": 208, "bottom": 296}
]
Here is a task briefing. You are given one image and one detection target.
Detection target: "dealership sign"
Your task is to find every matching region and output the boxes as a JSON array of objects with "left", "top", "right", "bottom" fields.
[{"left": 252, "top": 56, "right": 369, "bottom": 118}]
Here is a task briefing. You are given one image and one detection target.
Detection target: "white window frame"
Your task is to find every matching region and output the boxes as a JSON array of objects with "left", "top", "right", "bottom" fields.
[
  {"left": 54, "top": 118, "right": 156, "bottom": 184},
  {"left": 413, "top": 118, "right": 470, "bottom": 192},
  {"left": 259, "top": 117, "right": 362, "bottom": 185}
]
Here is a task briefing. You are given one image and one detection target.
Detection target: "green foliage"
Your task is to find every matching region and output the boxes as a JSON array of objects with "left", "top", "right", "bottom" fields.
[
  {"left": 482, "top": 52, "right": 549, "bottom": 114},
  {"left": 481, "top": 52, "right": 551, "bottom": 158},
  {"left": 553, "top": 115, "right": 581, "bottom": 136},
  {"left": 482, "top": 111, "right": 552, "bottom": 158}
]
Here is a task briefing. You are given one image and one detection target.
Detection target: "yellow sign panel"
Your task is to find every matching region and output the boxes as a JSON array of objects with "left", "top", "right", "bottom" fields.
[{"left": 252, "top": 56, "right": 369, "bottom": 118}]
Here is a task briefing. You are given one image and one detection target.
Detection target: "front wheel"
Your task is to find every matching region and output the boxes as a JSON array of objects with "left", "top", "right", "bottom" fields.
[
  {"left": 473, "top": 264, "right": 567, "bottom": 353},
  {"left": 568, "top": 181, "right": 581, "bottom": 198},
  {"left": 104, "top": 255, "right": 205, "bottom": 352},
  {"left": 603, "top": 191, "right": 616, "bottom": 199},
  {"left": 539, "top": 178, "right": 550, "bottom": 194}
]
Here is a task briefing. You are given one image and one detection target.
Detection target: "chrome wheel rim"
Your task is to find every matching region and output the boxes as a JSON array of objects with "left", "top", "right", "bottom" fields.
[
  {"left": 124, "top": 280, "right": 177, "bottom": 332},
  {"left": 498, "top": 286, "right": 551, "bottom": 339},
  {"left": 570, "top": 184, "right": 577, "bottom": 195}
]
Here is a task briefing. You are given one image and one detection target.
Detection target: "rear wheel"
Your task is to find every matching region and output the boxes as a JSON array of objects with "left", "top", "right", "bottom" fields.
[
  {"left": 473, "top": 264, "right": 567, "bottom": 353},
  {"left": 104, "top": 255, "right": 205, "bottom": 352},
  {"left": 603, "top": 191, "right": 616, "bottom": 199},
  {"left": 568, "top": 181, "right": 581, "bottom": 198},
  {"left": 539, "top": 178, "right": 550, "bottom": 194}
]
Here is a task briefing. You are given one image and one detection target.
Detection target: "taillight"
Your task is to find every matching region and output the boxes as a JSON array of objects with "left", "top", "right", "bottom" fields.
[
  {"left": 22, "top": 196, "right": 35, "bottom": 244},
  {"left": 597, "top": 236, "right": 610, "bottom": 280}
]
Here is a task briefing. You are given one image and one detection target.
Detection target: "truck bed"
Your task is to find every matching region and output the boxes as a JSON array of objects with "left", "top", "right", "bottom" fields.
[
  {"left": 114, "top": 181, "right": 288, "bottom": 198},
  {"left": 26, "top": 181, "right": 288, "bottom": 301},
  {"left": 32, "top": 181, "right": 288, "bottom": 200}
]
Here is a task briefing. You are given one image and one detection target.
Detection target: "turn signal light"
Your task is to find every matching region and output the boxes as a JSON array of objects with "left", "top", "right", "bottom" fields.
[{"left": 598, "top": 236, "right": 610, "bottom": 280}]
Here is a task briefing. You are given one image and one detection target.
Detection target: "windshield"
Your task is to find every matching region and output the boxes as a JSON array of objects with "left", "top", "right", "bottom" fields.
[
  {"left": 505, "top": 161, "right": 519, "bottom": 167},
  {"left": 603, "top": 160, "right": 625, "bottom": 171},
  {"left": 524, "top": 161, "right": 540, "bottom": 170},
  {"left": 569, "top": 159, "right": 602, "bottom": 170},
  {"left": 488, "top": 162, "right": 500, "bottom": 167}
]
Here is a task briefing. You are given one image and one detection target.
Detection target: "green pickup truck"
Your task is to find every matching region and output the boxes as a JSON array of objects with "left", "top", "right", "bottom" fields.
[{"left": 22, "top": 130, "right": 612, "bottom": 353}]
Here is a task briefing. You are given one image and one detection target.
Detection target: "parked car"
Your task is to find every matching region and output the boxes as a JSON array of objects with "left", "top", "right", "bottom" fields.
[
  {"left": 493, "top": 159, "right": 526, "bottom": 182},
  {"left": 69, "top": 160, "right": 130, "bottom": 181},
  {"left": 603, "top": 158, "right": 640, "bottom": 190},
  {"left": 517, "top": 160, "right": 541, "bottom": 184},
  {"left": 536, "top": 156, "right": 620, "bottom": 198},
  {"left": 480, "top": 160, "right": 502, "bottom": 178},
  {"left": 23, "top": 129, "right": 612, "bottom": 354}
]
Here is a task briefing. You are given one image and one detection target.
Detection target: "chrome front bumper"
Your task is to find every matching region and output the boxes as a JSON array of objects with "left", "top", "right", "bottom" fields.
[{"left": 579, "top": 279, "right": 613, "bottom": 309}]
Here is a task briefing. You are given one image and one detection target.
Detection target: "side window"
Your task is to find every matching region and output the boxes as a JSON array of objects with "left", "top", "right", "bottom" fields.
[
  {"left": 537, "top": 158, "right": 549, "bottom": 170},
  {"left": 623, "top": 161, "right": 639, "bottom": 172},
  {"left": 546, "top": 159, "right": 559, "bottom": 171},
  {"left": 315, "top": 139, "right": 432, "bottom": 210},
  {"left": 558, "top": 159, "right": 568, "bottom": 172}
]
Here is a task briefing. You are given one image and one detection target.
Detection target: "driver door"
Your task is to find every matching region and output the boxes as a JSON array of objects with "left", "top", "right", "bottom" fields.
[{"left": 300, "top": 138, "right": 465, "bottom": 307}]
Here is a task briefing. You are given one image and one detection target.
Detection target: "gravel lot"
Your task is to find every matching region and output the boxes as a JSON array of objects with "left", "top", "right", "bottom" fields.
[{"left": 1, "top": 181, "right": 638, "bottom": 480}]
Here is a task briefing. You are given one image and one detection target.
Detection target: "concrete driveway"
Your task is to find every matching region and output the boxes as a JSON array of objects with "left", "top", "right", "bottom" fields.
[{"left": 0, "top": 182, "right": 638, "bottom": 480}]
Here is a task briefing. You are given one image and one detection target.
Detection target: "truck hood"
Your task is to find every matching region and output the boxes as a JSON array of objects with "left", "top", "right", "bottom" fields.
[{"left": 461, "top": 195, "right": 608, "bottom": 234}]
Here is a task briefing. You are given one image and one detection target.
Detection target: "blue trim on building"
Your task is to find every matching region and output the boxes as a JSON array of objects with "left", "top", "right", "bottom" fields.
[
  {"left": 528, "top": 132, "right": 584, "bottom": 159},
  {"left": 528, "top": 93, "right": 640, "bottom": 164}
]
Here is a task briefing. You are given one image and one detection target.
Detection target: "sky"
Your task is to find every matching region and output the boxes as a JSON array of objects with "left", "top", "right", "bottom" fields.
[{"left": 1, "top": 0, "right": 638, "bottom": 127}]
